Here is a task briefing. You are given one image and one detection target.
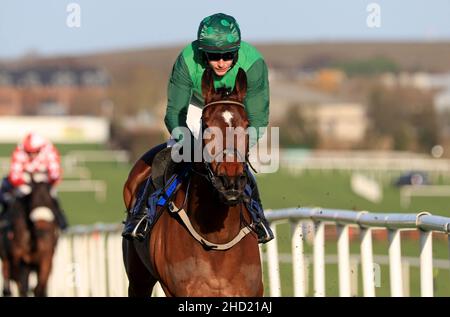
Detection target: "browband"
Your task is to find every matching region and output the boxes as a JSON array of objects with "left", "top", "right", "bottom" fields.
[{"left": 203, "top": 100, "right": 245, "bottom": 111}]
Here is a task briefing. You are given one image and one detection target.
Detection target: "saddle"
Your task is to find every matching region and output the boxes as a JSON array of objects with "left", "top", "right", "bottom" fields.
[{"left": 151, "top": 147, "right": 178, "bottom": 189}]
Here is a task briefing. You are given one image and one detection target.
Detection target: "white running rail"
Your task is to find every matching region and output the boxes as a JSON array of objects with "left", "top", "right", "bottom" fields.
[
  {"left": 1, "top": 209, "right": 449, "bottom": 297},
  {"left": 264, "top": 208, "right": 450, "bottom": 297}
]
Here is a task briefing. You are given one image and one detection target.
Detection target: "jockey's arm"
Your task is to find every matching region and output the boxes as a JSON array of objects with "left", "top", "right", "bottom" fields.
[
  {"left": 164, "top": 54, "right": 194, "bottom": 140},
  {"left": 244, "top": 59, "right": 270, "bottom": 147},
  {"left": 47, "top": 146, "right": 61, "bottom": 186},
  {"left": 8, "top": 147, "right": 27, "bottom": 187}
]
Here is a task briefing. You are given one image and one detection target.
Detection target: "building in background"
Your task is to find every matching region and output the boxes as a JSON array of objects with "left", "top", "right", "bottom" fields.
[
  {"left": 0, "top": 66, "right": 109, "bottom": 116},
  {"left": 300, "top": 102, "right": 367, "bottom": 148},
  {"left": 269, "top": 75, "right": 367, "bottom": 149}
]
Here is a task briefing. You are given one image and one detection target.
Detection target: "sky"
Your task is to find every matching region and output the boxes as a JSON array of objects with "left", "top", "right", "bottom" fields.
[{"left": 1, "top": 0, "right": 450, "bottom": 59}]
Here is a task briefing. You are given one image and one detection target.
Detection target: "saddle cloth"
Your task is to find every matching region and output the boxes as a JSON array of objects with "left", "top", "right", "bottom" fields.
[{"left": 130, "top": 147, "right": 190, "bottom": 236}]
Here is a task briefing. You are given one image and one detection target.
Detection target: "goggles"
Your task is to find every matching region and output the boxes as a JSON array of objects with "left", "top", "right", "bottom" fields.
[{"left": 205, "top": 51, "right": 236, "bottom": 61}]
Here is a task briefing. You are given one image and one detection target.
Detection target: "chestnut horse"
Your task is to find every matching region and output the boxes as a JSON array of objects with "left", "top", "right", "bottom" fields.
[
  {"left": 0, "top": 179, "right": 59, "bottom": 297},
  {"left": 122, "top": 68, "right": 263, "bottom": 297}
]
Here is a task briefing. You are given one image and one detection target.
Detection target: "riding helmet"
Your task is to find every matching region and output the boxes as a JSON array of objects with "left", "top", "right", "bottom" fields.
[
  {"left": 197, "top": 13, "right": 241, "bottom": 53},
  {"left": 23, "top": 132, "right": 47, "bottom": 153}
]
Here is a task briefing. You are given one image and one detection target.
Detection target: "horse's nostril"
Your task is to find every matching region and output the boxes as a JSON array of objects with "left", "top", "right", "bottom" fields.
[
  {"left": 218, "top": 175, "right": 228, "bottom": 188},
  {"left": 218, "top": 174, "right": 245, "bottom": 191},
  {"left": 229, "top": 178, "right": 237, "bottom": 189}
]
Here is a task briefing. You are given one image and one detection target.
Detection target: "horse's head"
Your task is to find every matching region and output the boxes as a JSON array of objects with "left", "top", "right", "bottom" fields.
[
  {"left": 26, "top": 176, "right": 57, "bottom": 231},
  {"left": 199, "top": 67, "right": 249, "bottom": 205}
]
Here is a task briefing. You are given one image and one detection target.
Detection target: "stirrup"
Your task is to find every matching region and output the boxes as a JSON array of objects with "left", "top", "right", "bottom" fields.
[
  {"left": 122, "top": 214, "right": 148, "bottom": 242},
  {"left": 131, "top": 215, "right": 148, "bottom": 241},
  {"left": 253, "top": 221, "right": 274, "bottom": 244}
]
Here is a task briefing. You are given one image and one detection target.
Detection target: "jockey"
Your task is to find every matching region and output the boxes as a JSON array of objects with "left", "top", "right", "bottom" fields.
[
  {"left": 8, "top": 132, "right": 68, "bottom": 230},
  {"left": 122, "top": 13, "right": 273, "bottom": 243}
]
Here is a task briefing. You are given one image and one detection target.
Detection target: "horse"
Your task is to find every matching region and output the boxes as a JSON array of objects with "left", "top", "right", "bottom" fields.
[
  {"left": 0, "top": 175, "right": 59, "bottom": 297},
  {"left": 122, "top": 67, "right": 263, "bottom": 297}
]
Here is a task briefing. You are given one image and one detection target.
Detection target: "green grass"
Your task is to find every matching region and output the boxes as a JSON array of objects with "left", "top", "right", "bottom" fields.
[
  {"left": 0, "top": 143, "right": 129, "bottom": 225},
  {"left": 257, "top": 169, "right": 450, "bottom": 216},
  {"left": 59, "top": 161, "right": 130, "bottom": 225}
]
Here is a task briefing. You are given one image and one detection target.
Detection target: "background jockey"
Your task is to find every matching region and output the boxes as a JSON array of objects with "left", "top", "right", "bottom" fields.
[
  {"left": 7, "top": 132, "right": 68, "bottom": 230},
  {"left": 122, "top": 13, "right": 273, "bottom": 243}
]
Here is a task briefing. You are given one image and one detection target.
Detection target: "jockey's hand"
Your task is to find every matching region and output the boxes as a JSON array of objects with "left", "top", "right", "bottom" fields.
[
  {"left": 16, "top": 183, "right": 32, "bottom": 196},
  {"left": 32, "top": 172, "right": 49, "bottom": 183},
  {"left": 22, "top": 172, "right": 32, "bottom": 185}
]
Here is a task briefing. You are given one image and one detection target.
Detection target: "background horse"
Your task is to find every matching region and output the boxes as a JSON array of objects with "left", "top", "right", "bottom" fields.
[
  {"left": 123, "top": 68, "right": 263, "bottom": 297},
  {"left": 0, "top": 176, "right": 59, "bottom": 297}
]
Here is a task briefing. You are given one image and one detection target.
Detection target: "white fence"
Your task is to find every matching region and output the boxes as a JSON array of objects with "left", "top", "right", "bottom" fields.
[
  {"left": 400, "top": 185, "right": 450, "bottom": 207},
  {"left": 57, "top": 180, "right": 107, "bottom": 202},
  {"left": 0, "top": 223, "right": 164, "bottom": 297},
  {"left": 1, "top": 208, "right": 449, "bottom": 297},
  {"left": 64, "top": 150, "right": 130, "bottom": 165},
  {"left": 281, "top": 150, "right": 450, "bottom": 183},
  {"left": 46, "top": 223, "right": 163, "bottom": 297}
]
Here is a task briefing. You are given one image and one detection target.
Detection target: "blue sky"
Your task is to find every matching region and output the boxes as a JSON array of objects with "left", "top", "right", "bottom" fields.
[{"left": 1, "top": 0, "right": 449, "bottom": 59}]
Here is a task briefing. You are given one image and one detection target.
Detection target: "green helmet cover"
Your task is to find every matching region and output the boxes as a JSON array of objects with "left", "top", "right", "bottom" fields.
[{"left": 197, "top": 13, "right": 241, "bottom": 53}]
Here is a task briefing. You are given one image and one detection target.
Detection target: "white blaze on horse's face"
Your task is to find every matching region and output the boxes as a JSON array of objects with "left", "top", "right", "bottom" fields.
[{"left": 222, "top": 111, "right": 233, "bottom": 127}]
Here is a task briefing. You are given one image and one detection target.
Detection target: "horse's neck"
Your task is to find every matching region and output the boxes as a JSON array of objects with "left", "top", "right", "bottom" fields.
[{"left": 184, "top": 174, "right": 242, "bottom": 237}]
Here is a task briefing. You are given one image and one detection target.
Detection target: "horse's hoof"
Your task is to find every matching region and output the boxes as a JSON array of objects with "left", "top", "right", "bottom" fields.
[{"left": 3, "top": 290, "right": 12, "bottom": 297}]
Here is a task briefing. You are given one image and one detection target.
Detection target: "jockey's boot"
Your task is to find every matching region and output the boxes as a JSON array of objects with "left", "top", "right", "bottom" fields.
[
  {"left": 0, "top": 202, "right": 8, "bottom": 229},
  {"left": 52, "top": 198, "right": 69, "bottom": 231},
  {"left": 122, "top": 178, "right": 151, "bottom": 242},
  {"left": 245, "top": 168, "right": 274, "bottom": 244},
  {"left": 122, "top": 142, "right": 168, "bottom": 241}
]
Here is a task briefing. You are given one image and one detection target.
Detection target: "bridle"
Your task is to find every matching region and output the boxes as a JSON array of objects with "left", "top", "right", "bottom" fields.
[
  {"left": 168, "top": 99, "right": 258, "bottom": 250},
  {"left": 192, "top": 100, "right": 257, "bottom": 195}
]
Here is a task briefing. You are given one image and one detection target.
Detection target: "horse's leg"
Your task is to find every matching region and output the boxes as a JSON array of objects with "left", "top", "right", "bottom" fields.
[
  {"left": 1, "top": 259, "right": 12, "bottom": 296},
  {"left": 122, "top": 239, "right": 156, "bottom": 297},
  {"left": 17, "top": 262, "right": 30, "bottom": 297},
  {"left": 123, "top": 143, "right": 167, "bottom": 210},
  {"left": 123, "top": 160, "right": 151, "bottom": 210},
  {"left": 34, "top": 254, "right": 52, "bottom": 297}
]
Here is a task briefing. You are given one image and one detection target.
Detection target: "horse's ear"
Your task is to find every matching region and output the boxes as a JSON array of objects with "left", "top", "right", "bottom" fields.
[
  {"left": 201, "top": 68, "right": 216, "bottom": 103},
  {"left": 233, "top": 68, "right": 247, "bottom": 101}
]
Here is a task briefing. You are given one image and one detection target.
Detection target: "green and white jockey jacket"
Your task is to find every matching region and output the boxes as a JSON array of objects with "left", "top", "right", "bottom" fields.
[{"left": 164, "top": 40, "right": 270, "bottom": 142}]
